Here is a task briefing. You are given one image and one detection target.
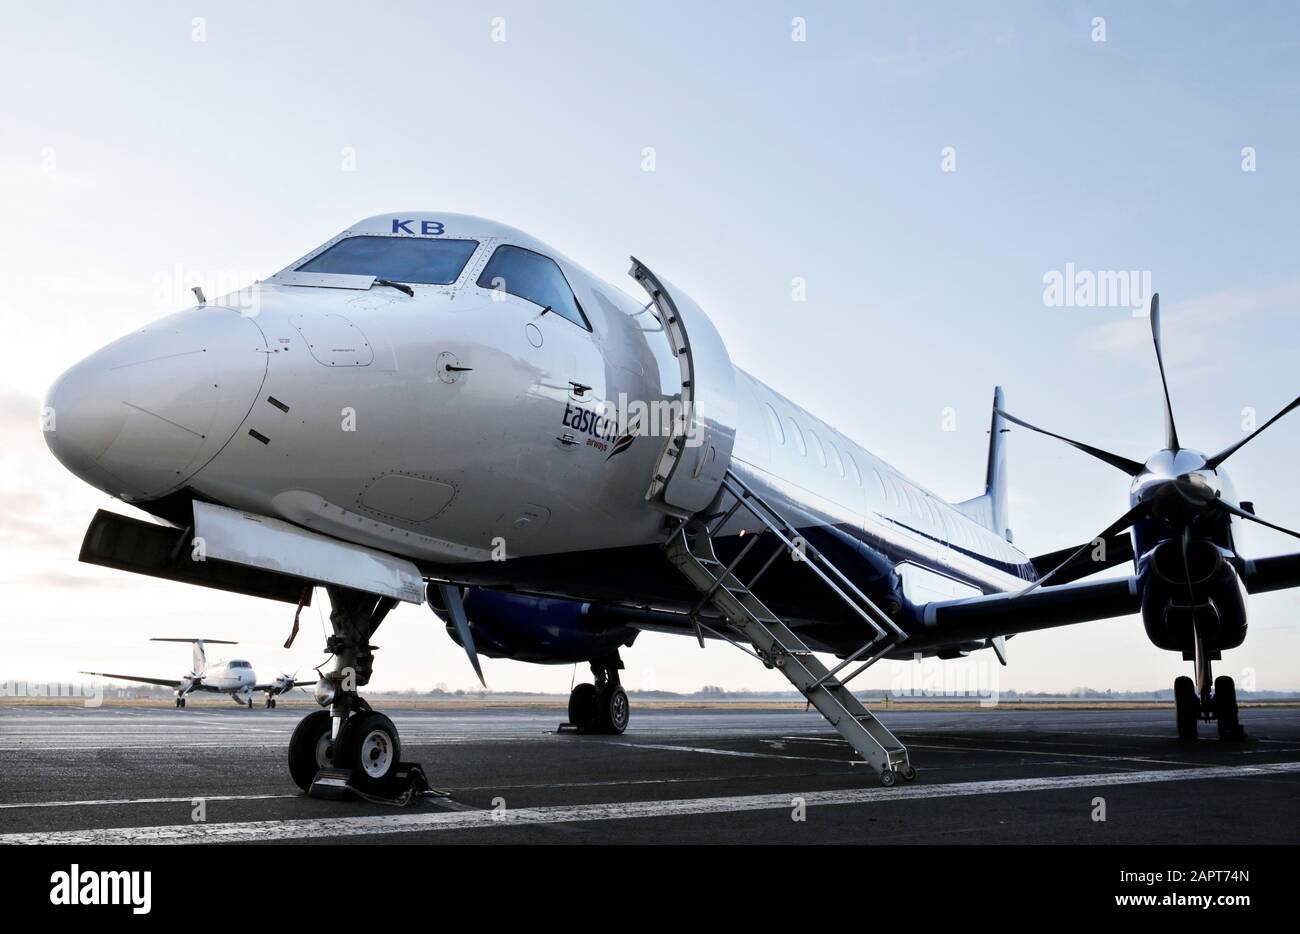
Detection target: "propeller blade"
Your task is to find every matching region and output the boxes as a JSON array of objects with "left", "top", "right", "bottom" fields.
[
  {"left": 433, "top": 583, "right": 486, "bottom": 687},
  {"left": 995, "top": 408, "right": 1146, "bottom": 476},
  {"left": 1015, "top": 501, "right": 1150, "bottom": 597},
  {"left": 1205, "top": 393, "right": 1300, "bottom": 469},
  {"left": 1217, "top": 498, "right": 1300, "bottom": 542},
  {"left": 1149, "top": 293, "right": 1181, "bottom": 451}
]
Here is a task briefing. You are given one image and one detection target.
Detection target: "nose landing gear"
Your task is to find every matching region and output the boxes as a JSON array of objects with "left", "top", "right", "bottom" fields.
[{"left": 287, "top": 586, "right": 413, "bottom": 797}]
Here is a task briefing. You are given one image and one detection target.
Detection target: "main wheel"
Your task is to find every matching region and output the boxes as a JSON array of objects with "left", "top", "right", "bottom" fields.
[
  {"left": 568, "top": 682, "right": 597, "bottom": 731},
  {"left": 1214, "top": 676, "right": 1245, "bottom": 741},
  {"left": 1174, "top": 675, "right": 1198, "bottom": 741},
  {"left": 288, "top": 709, "right": 337, "bottom": 792},
  {"left": 335, "top": 711, "right": 402, "bottom": 793},
  {"left": 594, "top": 684, "right": 629, "bottom": 735}
]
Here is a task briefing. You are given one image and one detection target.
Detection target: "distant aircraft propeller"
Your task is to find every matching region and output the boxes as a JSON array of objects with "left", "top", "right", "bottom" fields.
[{"left": 1000, "top": 292, "right": 1300, "bottom": 595}]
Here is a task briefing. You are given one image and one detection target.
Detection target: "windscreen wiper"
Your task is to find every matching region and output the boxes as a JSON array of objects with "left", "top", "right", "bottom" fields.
[{"left": 372, "top": 278, "right": 414, "bottom": 297}]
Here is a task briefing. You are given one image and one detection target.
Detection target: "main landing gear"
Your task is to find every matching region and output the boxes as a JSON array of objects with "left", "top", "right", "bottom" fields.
[
  {"left": 286, "top": 586, "right": 405, "bottom": 795},
  {"left": 1174, "top": 625, "right": 1245, "bottom": 742},
  {"left": 565, "top": 653, "right": 630, "bottom": 735},
  {"left": 265, "top": 696, "right": 277, "bottom": 709},
  {"left": 174, "top": 695, "right": 187, "bottom": 709}
]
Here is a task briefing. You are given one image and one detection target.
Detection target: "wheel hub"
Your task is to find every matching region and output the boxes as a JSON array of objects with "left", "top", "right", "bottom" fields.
[{"left": 359, "top": 729, "right": 394, "bottom": 778}]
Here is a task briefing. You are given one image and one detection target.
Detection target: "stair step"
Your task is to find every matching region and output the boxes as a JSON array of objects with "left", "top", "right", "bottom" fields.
[{"left": 666, "top": 466, "right": 911, "bottom": 778}]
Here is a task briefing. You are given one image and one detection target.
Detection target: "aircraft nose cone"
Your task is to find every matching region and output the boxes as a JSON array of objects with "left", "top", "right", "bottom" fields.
[{"left": 44, "top": 307, "right": 268, "bottom": 500}]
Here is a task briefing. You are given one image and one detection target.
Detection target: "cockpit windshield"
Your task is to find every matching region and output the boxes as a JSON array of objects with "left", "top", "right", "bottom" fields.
[{"left": 297, "top": 235, "right": 479, "bottom": 285}]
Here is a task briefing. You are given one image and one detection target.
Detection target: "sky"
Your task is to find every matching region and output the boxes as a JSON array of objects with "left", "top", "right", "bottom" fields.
[{"left": 1, "top": 1, "right": 1298, "bottom": 696}]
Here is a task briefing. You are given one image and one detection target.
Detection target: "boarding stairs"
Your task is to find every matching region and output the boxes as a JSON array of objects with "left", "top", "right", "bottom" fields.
[
  {"left": 628, "top": 257, "right": 915, "bottom": 784},
  {"left": 665, "top": 470, "right": 915, "bottom": 784}
]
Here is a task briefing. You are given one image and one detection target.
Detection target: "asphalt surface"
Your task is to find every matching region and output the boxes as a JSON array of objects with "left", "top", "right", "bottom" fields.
[{"left": 1, "top": 704, "right": 1297, "bottom": 844}]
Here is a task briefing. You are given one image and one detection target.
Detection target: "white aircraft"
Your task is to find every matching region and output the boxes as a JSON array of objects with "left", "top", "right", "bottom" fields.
[
  {"left": 82, "top": 638, "right": 307, "bottom": 708},
  {"left": 45, "top": 212, "right": 1300, "bottom": 793}
]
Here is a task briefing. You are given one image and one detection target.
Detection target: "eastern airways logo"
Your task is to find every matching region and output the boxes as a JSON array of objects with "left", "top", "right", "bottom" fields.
[
  {"left": 560, "top": 394, "right": 702, "bottom": 461},
  {"left": 561, "top": 401, "right": 635, "bottom": 460}
]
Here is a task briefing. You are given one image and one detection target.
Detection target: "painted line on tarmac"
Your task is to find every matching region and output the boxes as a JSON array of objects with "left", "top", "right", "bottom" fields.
[
  {"left": 0, "top": 794, "right": 297, "bottom": 810},
  {"left": 608, "top": 741, "right": 836, "bottom": 763},
  {"left": 4, "top": 760, "right": 1299, "bottom": 844}
]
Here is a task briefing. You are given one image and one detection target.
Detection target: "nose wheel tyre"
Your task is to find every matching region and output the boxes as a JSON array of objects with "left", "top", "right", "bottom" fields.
[
  {"left": 336, "top": 711, "right": 402, "bottom": 793},
  {"left": 288, "top": 710, "right": 338, "bottom": 792},
  {"left": 1174, "top": 675, "right": 1198, "bottom": 741}
]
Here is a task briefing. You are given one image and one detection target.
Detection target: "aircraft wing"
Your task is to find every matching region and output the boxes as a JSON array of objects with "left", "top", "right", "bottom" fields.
[
  {"left": 922, "top": 550, "right": 1300, "bottom": 643},
  {"left": 1243, "top": 552, "right": 1300, "bottom": 594},
  {"left": 80, "top": 671, "right": 183, "bottom": 689},
  {"left": 921, "top": 576, "right": 1140, "bottom": 643},
  {"left": 253, "top": 680, "right": 313, "bottom": 693}
]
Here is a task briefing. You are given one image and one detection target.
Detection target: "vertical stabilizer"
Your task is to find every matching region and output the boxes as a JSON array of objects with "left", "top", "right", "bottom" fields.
[
  {"left": 955, "top": 387, "right": 1012, "bottom": 542},
  {"left": 150, "top": 637, "right": 238, "bottom": 676}
]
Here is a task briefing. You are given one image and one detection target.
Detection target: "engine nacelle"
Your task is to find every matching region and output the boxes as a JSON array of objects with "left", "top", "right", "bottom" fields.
[
  {"left": 432, "top": 589, "right": 638, "bottom": 664},
  {"left": 1139, "top": 539, "right": 1247, "bottom": 654}
]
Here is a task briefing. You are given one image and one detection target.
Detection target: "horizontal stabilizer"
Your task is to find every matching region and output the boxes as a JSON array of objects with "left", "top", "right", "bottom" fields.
[{"left": 150, "top": 637, "right": 238, "bottom": 644}]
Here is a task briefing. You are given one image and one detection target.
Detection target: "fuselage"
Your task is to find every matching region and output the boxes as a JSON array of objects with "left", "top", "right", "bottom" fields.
[
  {"left": 46, "top": 213, "right": 1036, "bottom": 656},
  {"left": 202, "top": 659, "right": 256, "bottom": 693}
]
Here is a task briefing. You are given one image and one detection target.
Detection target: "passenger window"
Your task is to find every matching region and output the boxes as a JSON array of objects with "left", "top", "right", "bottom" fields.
[
  {"left": 807, "top": 429, "right": 826, "bottom": 467},
  {"left": 869, "top": 466, "right": 887, "bottom": 503},
  {"left": 764, "top": 403, "right": 785, "bottom": 444},
  {"left": 847, "top": 453, "right": 862, "bottom": 486},
  {"left": 787, "top": 418, "right": 807, "bottom": 456},
  {"left": 477, "top": 244, "right": 589, "bottom": 329},
  {"left": 826, "top": 440, "right": 844, "bottom": 477}
]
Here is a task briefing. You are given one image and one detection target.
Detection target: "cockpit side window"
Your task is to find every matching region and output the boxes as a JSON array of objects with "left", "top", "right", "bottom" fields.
[
  {"left": 296, "top": 235, "right": 479, "bottom": 285},
  {"left": 476, "top": 244, "right": 590, "bottom": 330}
]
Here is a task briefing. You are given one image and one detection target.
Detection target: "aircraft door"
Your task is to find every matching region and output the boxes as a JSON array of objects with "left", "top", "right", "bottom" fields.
[{"left": 628, "top": 258, "right": 738, "bottom": 517}]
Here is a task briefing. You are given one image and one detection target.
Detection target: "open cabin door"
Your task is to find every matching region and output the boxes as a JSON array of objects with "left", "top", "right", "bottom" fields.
[{"left": 629, "top": 258, "right": 738, "bottom": 518}]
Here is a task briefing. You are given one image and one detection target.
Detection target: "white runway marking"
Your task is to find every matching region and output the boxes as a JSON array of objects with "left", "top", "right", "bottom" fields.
[
  {"left": 5, "top": 760, "right": 1298, "bottom": 845},
  {"left": 0, "top": 794, "right": 296, "bottom": 810},
  {"left": 610, "top": 741, "right": 834, "bottom": 763}
]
